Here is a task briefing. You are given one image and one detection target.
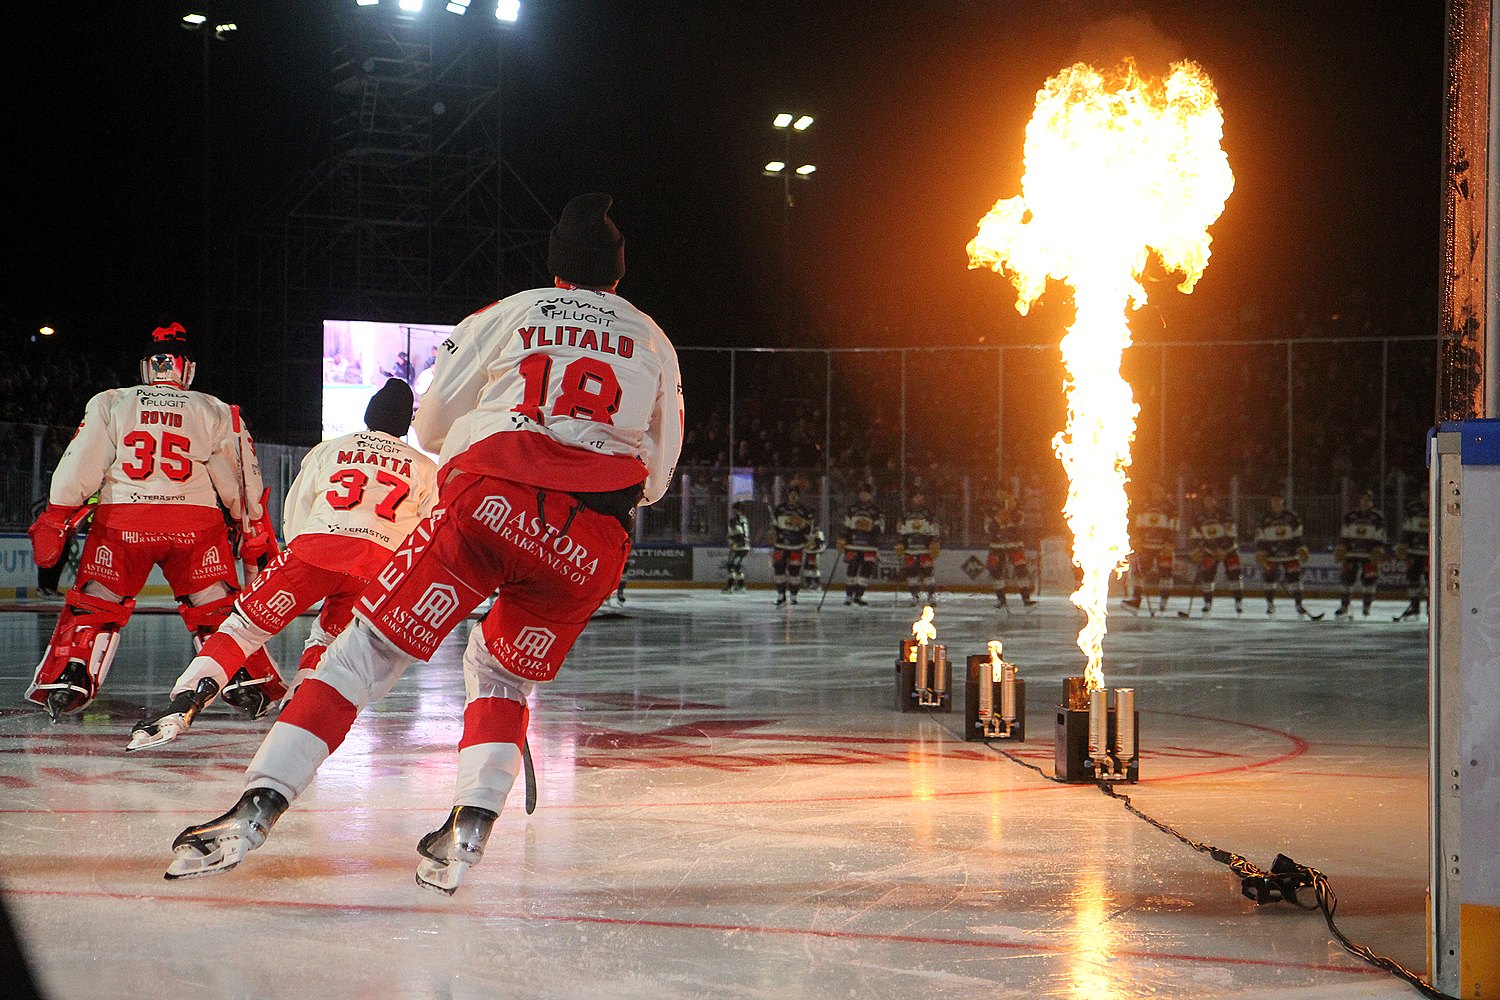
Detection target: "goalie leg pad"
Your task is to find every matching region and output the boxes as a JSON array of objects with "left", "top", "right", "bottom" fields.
[{"left": 26, "top": 590, "right": 136, "bottom": 713}]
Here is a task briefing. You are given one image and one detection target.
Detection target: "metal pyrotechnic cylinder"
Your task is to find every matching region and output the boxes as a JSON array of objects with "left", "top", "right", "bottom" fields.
[
  {"left": 1088, "top": 687, "right": 1108, "bottom": 757},
  {"left": 1000, "top": 663, "right": 1018, "bottom": 724},
  {"left": 934, "top": 644, "right": 947, "bottom": 694},
  {"left": 916, "top": 640, "right": 930, "bottom": 691},
  {"left": 1114, "top": 687, "right": 1135, "bottom": 758}
]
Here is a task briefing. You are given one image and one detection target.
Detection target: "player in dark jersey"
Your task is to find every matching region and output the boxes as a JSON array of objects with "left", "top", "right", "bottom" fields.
[
  {"left": 1334, "top": 489, "right": 1386, "bottom": 618},
  {"left": 1255, "top": 494, "right": 1313, "bottom": 617},
  {"left": 895, "top": 489, "right": 941, "bottom": 607},
  {"left": 1395, "top": 487, "right": 1429, "bottom": 621},
  {"left": 724, "top": 500, "right": 751, "bottom": 594},
  {"left": 983, "top": 485, "right": 1035, "bottom": 610},
  {"left": 770, "top": 486, "right": 815, "bottom": 606},
  {"left": 1188, "top": 489, "right": 1242, "bottom": 615},
  {"left": 839, "top": 483, "right": 883, "bottom": 606},
  {"left": 1123, "top": 484, "right": 1177, "bottom": 615}
]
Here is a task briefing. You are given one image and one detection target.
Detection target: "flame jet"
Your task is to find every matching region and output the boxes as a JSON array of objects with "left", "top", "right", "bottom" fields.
[{"left": 967, "top": 60, "right": 1233, "bottom": 690}]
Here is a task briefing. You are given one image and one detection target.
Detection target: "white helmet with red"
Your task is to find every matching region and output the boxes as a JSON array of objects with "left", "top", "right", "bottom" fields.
[{"left": 141, "top": 322, "right": 196, "bottom": 389}]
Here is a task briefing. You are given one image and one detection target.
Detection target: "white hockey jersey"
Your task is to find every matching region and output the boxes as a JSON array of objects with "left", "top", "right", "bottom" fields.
[
  {"left": 282, "top": 430, "right": 438, "bottom": 554},
  {"left": 413, "top": 285, "right": 683, "bottom": 504},
  {"left": 49, "top": 385, "right": 263, "bottom": 529}
]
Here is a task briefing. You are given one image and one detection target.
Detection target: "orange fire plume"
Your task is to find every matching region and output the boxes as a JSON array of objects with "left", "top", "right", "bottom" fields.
[{"left": 967, "top": 60, "right": 1233, "bottom": 690}]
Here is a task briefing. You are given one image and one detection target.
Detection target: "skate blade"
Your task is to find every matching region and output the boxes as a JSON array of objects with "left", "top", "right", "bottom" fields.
[
  {"left": 126, "top": 715, "right": 188, "bottom": 752},
  {"left": 165, "top": 837, "right": 248, "bottom": 880},
  {"left": 415, "top": 857, "right": 470, "bottom": 896}
]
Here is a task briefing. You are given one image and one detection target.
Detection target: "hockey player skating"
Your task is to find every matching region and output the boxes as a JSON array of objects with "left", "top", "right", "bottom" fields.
[
  {"left": 1187, "top": 488, "right": 1243, "bottom": 615},
  {"left": 128, "top": 380, "right": 437, "bottom": 750},
  {"left": 1255, "top": 494, "right": 1317, "bottom": 617},
  {"left": 800, "top": 528, "right": 827, "bottom": 596},
  {"left": 1334, "top": 489, "right": 1386, "bottom": 619},
  {"left": 1123, "top": 484, "right": 1177, "bottom": 615},
  {"left": 895, "top": 488, "right": 940, "bottom": 607},
  {"left": 983, "top": 485, "right": 1035, "bottom": 611},
  {"left": 723, "top": 500, "right": 750, "bottom": 593},
  {"left": 838, "top": 483, "right": 882, "bottom": 606},
  {"left": 165, "top": 193, "right": 683, "bottom": 893},
  {"left": 25, "top": 324, "right": 282, "bottom": 721},
  {"left": 770, "top": 486, "right": 814, "bottom": 605},
  {"left": 1394, "top": 486, "right": 1429, "bottom": 621}
]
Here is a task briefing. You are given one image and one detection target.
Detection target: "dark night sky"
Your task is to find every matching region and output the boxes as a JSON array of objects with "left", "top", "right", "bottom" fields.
[{"left": 6, "top": 2, "right": 1446, "bottom": 365}]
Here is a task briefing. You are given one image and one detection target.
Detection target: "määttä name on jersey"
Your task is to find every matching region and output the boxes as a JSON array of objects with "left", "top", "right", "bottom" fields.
[
  {"left": 517, "top": 325, "right": 636, "bottom": 359},
  {"left": 335, "top": 449, "right": 418, "bottom": 477}
]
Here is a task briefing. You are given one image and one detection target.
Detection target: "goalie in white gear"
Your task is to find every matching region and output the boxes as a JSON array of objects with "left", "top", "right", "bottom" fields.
[
  {"left": 26, "top": 323, "right": 282, "bottom": 722},
  {"left": 128, "top": 379, "right": 438, "bottom": 750}
]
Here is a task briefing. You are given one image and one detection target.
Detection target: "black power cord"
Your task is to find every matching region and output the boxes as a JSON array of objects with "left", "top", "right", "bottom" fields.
[{"left": 973, "top": 733, "right": 1461, "bottom": 1000}]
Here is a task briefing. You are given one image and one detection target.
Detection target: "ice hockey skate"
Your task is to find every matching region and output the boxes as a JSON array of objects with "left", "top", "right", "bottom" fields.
[
  {"left": 40, "top": 661, "right": 91, "bottom": 722},
  {"left": 127, "top": 677, "right": 219, "bottom": 751},
  {"left": 1394, "top": 599, "right": 1423, "bottom": 621},
  {"left": 1335, "top": 601, "right": 1351, "bottom": 619},
  {"left": 1121, "top": 595, "right": 1142, "bottom": 614},
  {"left": 220, "top": 666, "right": 279, "bottom": 720},
  {"left": 415, "top": 805, "right": 498, "bottom": 896},
  {"left": 165, "top": 787, "right": 288, "bottom": 880}
]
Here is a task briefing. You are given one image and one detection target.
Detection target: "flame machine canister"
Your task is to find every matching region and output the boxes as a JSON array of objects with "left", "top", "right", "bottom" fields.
[
  {"left": 895, "top": 638, "right": 951, "bottom": 713},
  {"left": 964, "top": 654, "right": 1026, "bottom": 741},
  {"left": 1055, "top": 678, "right": 1139, "bottom": 782}
]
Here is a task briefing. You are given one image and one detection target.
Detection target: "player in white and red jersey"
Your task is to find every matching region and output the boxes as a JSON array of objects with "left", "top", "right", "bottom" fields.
[
  {"left": 127, "top": 379, "right": 438, "bottom": 750},
  {"left": 25, "top": 323, "right": 282, "bottom": 721},
  {"left": 168, "top": 193, "right": 683, "bottom": 894}
]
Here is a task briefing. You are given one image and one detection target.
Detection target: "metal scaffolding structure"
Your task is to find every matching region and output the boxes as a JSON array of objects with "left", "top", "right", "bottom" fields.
[{"left": 209, "top": 9, "right": 554, "bottom": 444}]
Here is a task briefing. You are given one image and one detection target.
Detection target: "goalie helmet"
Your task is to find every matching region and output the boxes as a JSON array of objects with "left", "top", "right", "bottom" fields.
[{"left": 141, "top": 322, "right": 196, "bottom": 389}]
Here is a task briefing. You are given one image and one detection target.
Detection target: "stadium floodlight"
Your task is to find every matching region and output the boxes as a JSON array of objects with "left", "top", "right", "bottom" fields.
[
  {"left": 764, "top": 161, "right": 787, "bottom": 175},
  {"left": 356, "top": 0, "right": 379, "bottom": 6},
  {"left": 214, "top": 22, "right": 237, "bottom": 39},
  {"left": 795, "top": 163, "right": 816, "bottom": 176},
  {"left": 39, "top": 326, "right": 55, "bottom": 337},
  {"left": 496, "top": 0, "right": 520, "bottom": 20},
  {"left": 773, "top": 113, "right": 794, "bottom": 128},
  {"left": 793, "top": 115, "right": 814, "bottom": 131},
  {"left": 181, "top": 12, "right": 207, "bottom": 27},
  {"left": 398, "top": 0, "right": 423, "bottom": 11},
  {"left": 446, "top": 0, "right": 469, "bottom": 11}
]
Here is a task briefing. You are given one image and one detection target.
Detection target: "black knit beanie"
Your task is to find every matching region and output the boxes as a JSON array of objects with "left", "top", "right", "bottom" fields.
[
  {"left": 548, "top": 192, "right": 625, "bottom": 288},
  {"left": 364, "top": 378, "right": 414, "bottom": 438}
]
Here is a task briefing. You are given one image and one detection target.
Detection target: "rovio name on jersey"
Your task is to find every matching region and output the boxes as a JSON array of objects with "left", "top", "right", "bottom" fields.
[{"left": 473, "top": 495, "right": 600, "bottom": 584}]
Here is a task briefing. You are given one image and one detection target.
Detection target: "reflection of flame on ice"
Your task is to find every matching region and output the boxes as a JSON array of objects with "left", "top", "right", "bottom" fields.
[
  {"left": 967, "top": 59, "right": 1233, "bottom": 691},
  {"left": 912, "top": 605, "right": 936, "bottom": 646},
  {"left": 988, "top": 639, "right": 1005, "bottom": 682}
]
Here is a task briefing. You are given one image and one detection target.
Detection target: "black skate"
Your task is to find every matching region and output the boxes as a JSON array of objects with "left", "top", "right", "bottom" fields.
[
  {"left": 854, "top": 595, "right": 869, "bottom": 606},
  {"left": 1334, "top": 602, "right": 1351, "bottom": 620},
  {"left": 41, "top": 661, "right": 91, "bottom": 722},
  {"left": 1265, "top": 602, "right": 1275, "bottom": 616},
  {"left": 416, "top": 805, "right": 498, "bottom": 896},
  {"left": 165, "top": 787, "right": 288, "bottom": 880},
  {"left": 1122, "top": 596, "right": 1142, "bottom": 614},
  {"left": 221, "top": 667, "right": 277, "bottom": 720},
  {"left": 1201, "top": 599, "right": 1212, "bottom": 616},
  {"left": 775, "top": 595, "right": 787, "bottom": 607},
  {"left": 1234, "top": 597, "right": 1244, "bottom": 615},
  {"left": 1394, "top": 601, "right": 1422, "bottom": 622},
  {"left": 1020, "top": 595, "right": 1037, "bottom": 609},
  {"left": 127, "top": 677, "right": 220, "bottom": 752},
  {"left": 1361, "top": 602, "right": 1373, "bottom": 618}
]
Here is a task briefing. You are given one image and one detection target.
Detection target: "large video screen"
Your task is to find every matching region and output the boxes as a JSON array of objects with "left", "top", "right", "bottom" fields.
[{"left": 322, "top": 320, "right": 453, "bottom": 441}]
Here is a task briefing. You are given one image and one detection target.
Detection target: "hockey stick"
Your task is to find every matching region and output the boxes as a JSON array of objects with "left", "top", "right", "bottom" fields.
[
  {"left": 522, "top": 738, "right": 537, "bottom": 814},
  {"left": 228, "top": 406, "right": 257, "bottom": 582},
  {"left": 815, "top": 551, "right": 841, "bottom": 611},
  {"left": 1176, "top": 593, "right": 1198, "bottom": 620},
  {"left": 1276, "top": 577, "right": 1324, "bottom": 620}
]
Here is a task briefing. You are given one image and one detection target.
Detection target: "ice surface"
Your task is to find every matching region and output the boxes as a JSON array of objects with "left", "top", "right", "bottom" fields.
[{"left": 0, "top": 587, "right": 1431, "bottom": 999}]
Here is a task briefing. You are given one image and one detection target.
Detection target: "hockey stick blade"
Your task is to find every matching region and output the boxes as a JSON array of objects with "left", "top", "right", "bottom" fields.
[{"left": 522, "top": 738, "right": 537, "bottom": 815}]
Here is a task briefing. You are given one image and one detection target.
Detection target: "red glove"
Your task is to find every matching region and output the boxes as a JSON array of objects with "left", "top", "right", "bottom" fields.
[
  {"left": 29, "top": 504, "right": 81, "bottom": 569},
  {"left": 238, "top": 526, "right": 279, "bottom": 568}
]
